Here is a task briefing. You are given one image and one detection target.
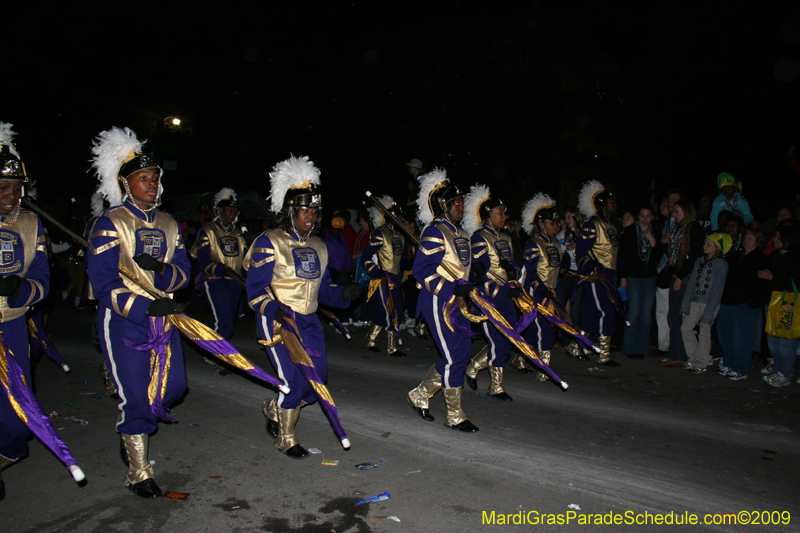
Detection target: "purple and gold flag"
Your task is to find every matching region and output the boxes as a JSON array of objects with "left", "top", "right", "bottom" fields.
[
  {"left": 27, "top": 313, "right": 70, "bottom": 372},
  {"left": 0, "top": 332, "right": 84, "bottom": 482},
  {"left": 262, "top": 307, "right": 350, "bottom": 450}
]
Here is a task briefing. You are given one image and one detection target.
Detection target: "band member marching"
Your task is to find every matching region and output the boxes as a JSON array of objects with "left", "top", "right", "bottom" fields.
[
  {"left": 462, "top": 184, "right": 521, "bottom": 401},
  {"left": 407, "top": 169, "right": 479, "bottom": 432},
  {"left": 0, "top": 124, "right": 84, "bottom": 499},
  {"left": 246, "top": 156, "right": 362, "bottom": 459},
  {"left": 361, "top": 195, "right": 411, "bottom": 357},
  {"left": 191, "top": 188, "right": 247, "bottom": 374},
  {"left": 87, "top": 127, "right": 191, "bottom": 497},
  {"left": 520, "top": 193, "right": 563, "bottom": 380},
  {"left": 565, "top": 180, "right": 622, "bottom": 367}
]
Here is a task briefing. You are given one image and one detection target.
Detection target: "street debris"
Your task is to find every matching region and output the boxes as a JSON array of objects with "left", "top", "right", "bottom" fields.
[
  {"left": 162, "top": 491, "right": 190, "bottom": 500},
  {"left": 322, "top": 460, "right": 339, "bottom": 466},
  {"left": 355, "top": 458, "right": 388, "bottom": 470},
  {"left": 568, "top": 504, "right": 581, "bottom": 510},
  {"left": 355, "top": 491, "right": 391, "bottom": 505},
  {"left": 308, "top": 448, "right": 322, "bottom": 454}
]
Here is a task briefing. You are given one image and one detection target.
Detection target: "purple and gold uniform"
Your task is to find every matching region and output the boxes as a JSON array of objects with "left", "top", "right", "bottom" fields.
[
  {"left": 471, "top": 222, "right": 519, "bottom": 370},
  {"left": 245, "top": 228, "right": 347, "bottom": 410},
  {"left": 361, "top": 223, "right": 410, "bottom": 354},
  {"left": 191, "top": 220, "right": 247, "bottom": 340},
  {"left": 0, "top": 210, "right": 49, "bottom": 461},
  {"left": 576, "top": 214, "right": 619, "bottom": 336},
  {"left": 88, "top": 201, "right": 191, "bottom": 436},
  {"left": 523, "top": 232, "right": 562, "bottom": 351}
]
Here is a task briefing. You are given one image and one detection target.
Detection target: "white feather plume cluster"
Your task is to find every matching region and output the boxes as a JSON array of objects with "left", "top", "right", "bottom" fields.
[
  {"left": 90, "top": 190, "right": 105, "bottom": 217},
  {"left": 91, "top": 127, "right": 144, "bottom": 209},
  {"left": 369, "top": 195, "right": 394, "bottom": 229},
  {"left": 523, "top": 192, "right": 556, "bottom": 235},
  {"left": 462, "top": 184, "right": 491, "bottom": 235},
  {"left": 416, "top": 168, "right": 448, "bottom": 227},
  {"left": 269, "top": 155, "right": 321, "bottom": 214},
  {"left": 214, "top": 187, "right": 237, "bottom": 209},
  {"left": 0, "top": 122, "right": 21, "bottom": 159},
  {"left": 578, "top": 180, "right": 605, "bottom": 219}
]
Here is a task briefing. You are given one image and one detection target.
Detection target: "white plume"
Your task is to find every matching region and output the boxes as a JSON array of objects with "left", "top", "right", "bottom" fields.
[
  {"left": 369, "top": 195, "right": 394, "bottom": 229},
  {"left": 269, "top": 155, "right": 321, "bottom": 214},
  {"left": 91, "top": 127, "right": 144, "bottom": 208},
  {"left": 522, "top": 192, "right": 556, "bottom": 235},
  {"left": 416, "top": 167, "right": 448, "bottom": 227},
  {"left": 0, "top": 122, "right": 21, "bottom": 159},
  {"left": 91, "top": 190, "right": 105, "bottom": 217},
  {"left": 462, "top": 183, "right": 491, "bottom": 235},
  {"left": 578, "top": 180, "right": 604, "bottom": 219},
  {"left": 214, "top": 187, "right": 237, "bottom": 209}
]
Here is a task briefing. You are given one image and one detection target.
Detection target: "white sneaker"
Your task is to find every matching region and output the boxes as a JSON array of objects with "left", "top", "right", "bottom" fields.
[
  {"left": 353, "top": 321, "right": 366, "bottom": 327},
  {"left": 681, "top": 362, "right": 695, "bottom": 370},
  {"left": 728, "top": 372, "right": 747, "bottom": 381},
  {"left": 62, "top": 289, "right": 70, "bottom": 300},
  {"left": 765, "top": 372, "right": 791, "bottom": 387},
  {"left": 708, "top": 356, "right": 714, "bottom": 366},
  {"left": 717, "top": 365, "right": 732, "bottom": 376}
]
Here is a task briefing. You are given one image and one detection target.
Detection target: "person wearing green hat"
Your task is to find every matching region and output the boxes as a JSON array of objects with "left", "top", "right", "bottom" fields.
[
  {"left": 710, "top": 172, "right": 753, "bottom": 231},
  {"left": 678, "top": 233, "right": 730, "bottom": 373}
]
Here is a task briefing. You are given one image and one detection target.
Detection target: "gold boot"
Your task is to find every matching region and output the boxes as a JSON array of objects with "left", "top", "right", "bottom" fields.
[
  {"left": 386, "top": 329, "right": 407, "bottom": 357},
  {"left": 363, "top": 323, "right": 382, "bottom": 351},
  {"left": 413, "top": 320, "right": 429, "bottom": 340},
  {"left": 597, "top": 336, "right": 620, "bottom": 367},
  {"left": 120, "top": 433, "right": 162, "bottom": 498},
  {"left": 536, "top": 350, "right": 551, "bottom": 381},
  {"left": 275, "top": 407, "right": 308, "bottom": 458},
  {"left": 443, "top": 387, "right": 478, "bottom": 432},
  {"left": 262, "top": 398, "right": 279, "bottom": 438},
  {"left": 99, "top": 362, "right": 118, "bottom": 398},
  {"left": 407, "top": 365, "right": 441, "bottom": 421},
  {"left": 464, "top": 347, "right": 488, "bottom": 390},
  {"left": 488, "top": 367, "right": 513, "bottom": 401},
  {"left": 510, "top": 352, "right": 534, "bottom": 373},
  {"left": 565, "top": 340, "right": 589, "bottom": 360}
]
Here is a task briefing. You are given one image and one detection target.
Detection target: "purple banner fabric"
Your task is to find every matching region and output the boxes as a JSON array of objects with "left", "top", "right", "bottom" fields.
[
  {"left": 28, "top": 314, "right": 68, "bottom": 369},
  {"left": 467, "top": 290, "right": 566, "bottom": 386},
  {"left": 123, "top": 317, "right": 174, "bottom": 421},
  {"left": 1, "top": 340, "right": 80, "bottom": 471},
  {"left": 318, "top": 308, "right": 351, "bottom": 339}
]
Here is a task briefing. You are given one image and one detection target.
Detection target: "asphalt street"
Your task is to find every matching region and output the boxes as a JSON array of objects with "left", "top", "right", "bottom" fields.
[{"left": 3, "top": 302, "right": 799, "bottom": 533}]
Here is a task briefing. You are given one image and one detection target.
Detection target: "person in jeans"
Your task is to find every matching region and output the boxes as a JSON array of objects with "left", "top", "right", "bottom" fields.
[
  {"left": 679, "top": 233, "right": 730, "bottom": 373},
  {"left": 662, "top": 199, "right": 706, "bottom": 366},
  {"left": 759, "top": 225, "right": 800, "bottom": 387},
  {"left": 619, "top": 206, "right": 660, "bottom": 358},
  {"left": 718, "top": 228, "right": 771, "bottom": 381}
]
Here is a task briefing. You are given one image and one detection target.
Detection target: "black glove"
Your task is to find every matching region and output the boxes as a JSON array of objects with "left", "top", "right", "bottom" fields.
[
  {"left": 133, "top": 254, "right": 164, "bottom": 272},
  {"left": 499, "top": 259, "right": 516, "bottom": 279},
  {"left": 147, "top": 298, "right": 181, "bottom": 316},
  {"left": 342, "top": 284, "right": 366, "bottom": 301},
  {"left": 453, "top": 284, "right": 473, "bottom": 298},
  {"left": 0, "top": 275, "right": 21, "bottom": 296},
  {"left": 371, "top": 269, "right": 385, "bottom": 280},
  {"left": 471, "top": 262, "right": 487, "bottom": 278},
  {"left": 273, "top": 307, "right": 291, "bottom": 324},
  {"left": 506, "top": 286, "right": 523, "bottom": 299},
  {"left": 545, "top": 288, "right": 557, "bottom": 300}
]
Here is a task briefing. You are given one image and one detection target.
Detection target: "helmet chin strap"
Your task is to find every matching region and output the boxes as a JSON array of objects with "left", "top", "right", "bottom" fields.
[{"left": 122, "top": 179, "right": 158, "bottom": 213}]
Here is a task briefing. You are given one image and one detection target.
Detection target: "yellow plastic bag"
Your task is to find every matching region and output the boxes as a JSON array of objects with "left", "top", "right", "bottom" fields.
[{"left": 765, "top": 279, "right": 800, "bottom": 339}]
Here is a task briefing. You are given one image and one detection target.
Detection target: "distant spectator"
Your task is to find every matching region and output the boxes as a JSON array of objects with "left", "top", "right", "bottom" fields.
[
  {"left": 723, "top": 214, "right": 745, "bottom": 255},
  {"left": 663, "top": 199, "right": 706, "bottom": 366},
  {"left": 679, "top": 233, "right": 729, "bottom": 373},
  {"left": 759, "top": 225, "right": 800, "bottom": 387},
  {"left": 696, "top": 193, "right": 715, "bottom": 235},
  {"left": 717, "top": 228, "right": 770, "bottom": 381},
  {"left": 321, "top": 216, "right": 353, "bottom": 284},
  {"left": 619, "top": 206, "right": 660, "bottom": 358},
  {"left": 710, "top": 172, "right": 753, "bottom": 230}
]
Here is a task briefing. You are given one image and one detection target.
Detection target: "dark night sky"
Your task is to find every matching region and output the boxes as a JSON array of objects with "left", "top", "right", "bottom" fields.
[{"left": 6, "top": 1, "right": 800, "bottom": 221}]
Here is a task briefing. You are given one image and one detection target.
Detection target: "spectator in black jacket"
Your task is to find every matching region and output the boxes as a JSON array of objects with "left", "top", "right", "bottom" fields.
[
  {"left": 717, "top": 228, "right": 771, "bottom": 381},
  {"left": 663, "top": 199, "right": 706, "bottom": 366},
  {"left": 619, "top": 206, "right": 661, "bottom": 358}
]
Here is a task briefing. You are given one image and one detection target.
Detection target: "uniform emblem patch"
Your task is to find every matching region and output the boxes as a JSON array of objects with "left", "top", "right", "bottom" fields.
[
  {"left": 138, "top": 229, "right": 166, "bottom": 259},
  {"left": 454, "top": 237, "right": 470, "bottom": 266},
  {"left": 293, "top": 247, "right": 321, "bottom": 279}
]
